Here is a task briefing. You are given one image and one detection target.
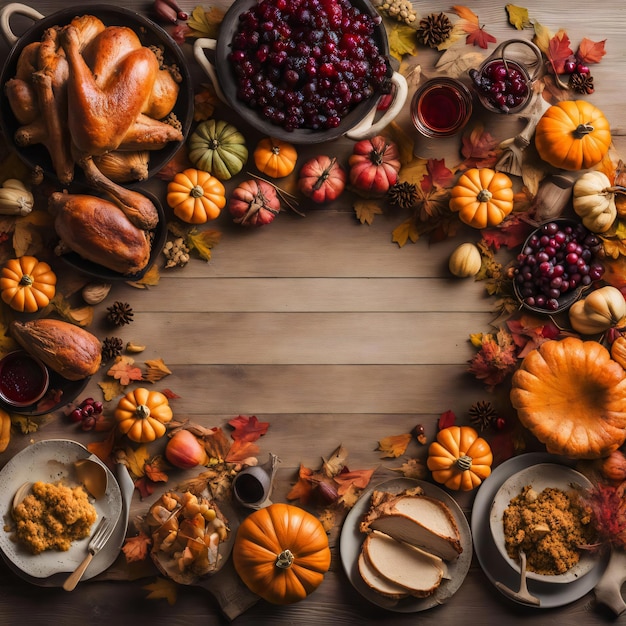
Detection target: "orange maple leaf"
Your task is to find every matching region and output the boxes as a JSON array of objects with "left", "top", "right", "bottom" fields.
[
  {"left": 333, "top": 468, "right": 376, "bottom": 494},
  {"left": 122, "top": 531, "right": 151, "bottom": 563},
  {"left": 145, "top": 461, "right": 169, "bottom": 484},
  {"left": 452, "top": 5, "right": 497, "bottom": 49},
  {"left": 228, "top": 415, "right": 270, "bottom": 442},
  {"left": 143, "top": 577, "right": 178, "bottom": 605},
  {"left": 225, "top": 439, "right": 259, "bottom": 463},
  {"left": 286, "top": 464, "right": 314, "bottom": 503},
  {"left": 107, "top": 359, "right": 143, "bottom": 386},
  {"left": 87, "top": 429, "right": 116, "bottom": 462},
  {"left": 577, "top": 38, "right": 607, "bottom": 64},
  {"left": 377, "top": 433, "right": 412, "bottom": 458}
]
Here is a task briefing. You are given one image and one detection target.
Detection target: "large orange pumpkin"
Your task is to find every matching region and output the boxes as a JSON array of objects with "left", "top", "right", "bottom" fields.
[
  {"left": 510, "top": 337, "right": 626, "bottom": 458},
  {"left": 535, "top": 100, "right": 612, "bottom": 171},
  {"left": 232, "top": 503, "right": 331, "bottom": 605}
]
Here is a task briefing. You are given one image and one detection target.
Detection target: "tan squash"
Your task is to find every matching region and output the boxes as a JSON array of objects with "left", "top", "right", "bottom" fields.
[
  {"left": 448, "top": 243, "right": 482, "bottom": 278},
  {"left": 572, "top": 171, "right": 619, "bottom": 233},
  {"left": 569, "top": 286, "right": 626, "bottom": 335}
]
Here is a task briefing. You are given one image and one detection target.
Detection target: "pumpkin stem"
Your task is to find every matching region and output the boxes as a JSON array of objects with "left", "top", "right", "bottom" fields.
[
  {"left": 313, "top": 157, "right": 337, "bottom": 191},
  {"left": 477, "top": 189, "right": 492, "bottom": 203},
  {"left": 275, "top": 549, "right": 294, "bottom": 569},
  {"left": 573, "top": 123, "right": 594, "bottom": 138},
  {"left": 190, "top": 185, "right": 205, "bottom": 199},
  {"left": 136, "top": 404, "right": 151, "bottom": 419},
  {"left": 18, "top": 274, "right": 34, "bottom": 287},
  {"left": 455, "top": 455, "right": 473, "bottom": 471}
]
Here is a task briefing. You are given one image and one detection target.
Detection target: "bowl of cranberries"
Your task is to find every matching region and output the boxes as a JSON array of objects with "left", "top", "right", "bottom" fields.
[
  {"left": 513, "top": 219, "right": 605, "bottom": 314},
  {"left": 194, "top": 0, "right": 405, "bottom": 143},
  {"left": 469, "top": 39, "right": 543, "bottom": 114}
]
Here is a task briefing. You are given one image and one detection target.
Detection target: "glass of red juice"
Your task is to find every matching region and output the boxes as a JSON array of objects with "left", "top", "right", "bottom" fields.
[
  {"left": 411, "top": 78, "right": 473, "bottom": 138},
  {"left": 0, "top": 350, "right": 49, "bottom": 408}
]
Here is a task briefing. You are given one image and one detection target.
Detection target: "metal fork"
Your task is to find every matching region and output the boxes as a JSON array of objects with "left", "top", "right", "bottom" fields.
[{"left": 63, "top": 516, "right": 115, "bottom": 591}]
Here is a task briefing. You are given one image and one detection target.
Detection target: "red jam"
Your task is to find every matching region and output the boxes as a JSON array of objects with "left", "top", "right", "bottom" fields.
[{"left": 0, "top": 351, "right": 49, "bottom": 407}]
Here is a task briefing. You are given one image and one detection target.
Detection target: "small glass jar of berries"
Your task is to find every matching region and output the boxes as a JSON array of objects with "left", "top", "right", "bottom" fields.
[{"left": 469, "top": 39, "right": 543, "bottom": 114}]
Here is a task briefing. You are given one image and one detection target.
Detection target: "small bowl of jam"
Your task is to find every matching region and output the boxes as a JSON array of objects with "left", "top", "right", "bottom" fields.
[{"left": 0, "top": 350, "right": 49, "bottom": 408}]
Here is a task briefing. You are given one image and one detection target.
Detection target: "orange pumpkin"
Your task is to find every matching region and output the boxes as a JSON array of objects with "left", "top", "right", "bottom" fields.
[
  {"left": 254, "top": 138, "right": 298, "bottom": 178},
  {"left": 535, "top": 100, "right": 612, "bottom": 171},
  {"left": 0, "top": 256, "right": 56, "bottom": 313},
  {"left": 427, "top": 426, "right": 493, "bottom": 491},
  {"left": 449, "top": 168, "right": 513, "bottom": 228},
  {"left": 114, "top": 387, "right": 173, "bottom": 443},
  {"left": 232, "top": 503, "right": 331, "bottom": 605},
  {"left": 511, "top": 337, "right": 626, "bottom": 458},
  {"left": 166, "top": 168, "right": 225, "bottom": 224}
]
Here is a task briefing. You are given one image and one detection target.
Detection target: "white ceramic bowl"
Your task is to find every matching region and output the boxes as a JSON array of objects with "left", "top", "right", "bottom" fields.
[{"left": 489, "top": 463, "right": 596, "bottom": 584}]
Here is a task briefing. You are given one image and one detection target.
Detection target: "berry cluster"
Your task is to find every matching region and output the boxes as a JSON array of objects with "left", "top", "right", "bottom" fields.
[
  {"left": 469, "top": 60, "right": 529, "bottom": 112},
  {"left": 69, "top": 397, "right": 104, "bottom": 432},
  {"left": 562, "top": 55, "right": 594, "bottom": 94},
  {"left": 514, "top": 221, "right": 604, "bottom": 311},
  {"left": 229, "top": 0, "right": 391, "bottom": 132}
]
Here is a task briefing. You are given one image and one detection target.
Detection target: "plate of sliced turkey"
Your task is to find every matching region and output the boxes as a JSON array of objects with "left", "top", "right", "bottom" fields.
[{"left": 340, "top": 477, "right": 472, "bottom": 612}]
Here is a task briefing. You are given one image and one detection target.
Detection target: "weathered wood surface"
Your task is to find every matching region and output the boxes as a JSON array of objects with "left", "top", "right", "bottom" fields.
[{"left": 0, "top": 0, "right": 625, "bottom": 624}]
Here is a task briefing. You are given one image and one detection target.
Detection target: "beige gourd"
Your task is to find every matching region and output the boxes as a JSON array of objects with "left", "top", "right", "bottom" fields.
[
  {"left": 448, "top": 243, "right": 482, "bottom": 278},
  {"left": 0, "top": 179, "right": 33, "bottom": 216},
  {"left": 569, "top": 286, "right": 626, "bottom": 334},
  {"left": 572, "top": 171, "right": 623, "bottom": 233}
]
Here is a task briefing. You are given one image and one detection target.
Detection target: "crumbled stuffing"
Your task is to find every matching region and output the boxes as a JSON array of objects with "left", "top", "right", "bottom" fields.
[
  {"left": 502, "top": 484, "right": 595, "bottom": 575},
  {"left": 12, "top": 481, "right": 97, "bottom": 554}
]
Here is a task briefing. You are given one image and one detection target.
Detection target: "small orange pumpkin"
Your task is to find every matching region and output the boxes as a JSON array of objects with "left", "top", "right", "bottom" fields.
[
  {"left": 166, "top": 168, "right": 225, "bottom": 224},
  {"left": 449, "top": 168, "right": 514, "bottom": 228},
  {"left": 427, "top": 425, "right": 493, "bottom": 491},
  {"left": 254, "top": 137, "right": 298, "bottom": 178},
  {"left": 0, "top": 256, "right": 56, "bottom": 313},
  {"left": 232, "top": 503, "right": 331, "bottom": 605},
  {"left": 114, "top": 387, "right": 173, "bottom": 443},
  {"left": 535, "top": 100, "right": 612, "bottom": 171}
]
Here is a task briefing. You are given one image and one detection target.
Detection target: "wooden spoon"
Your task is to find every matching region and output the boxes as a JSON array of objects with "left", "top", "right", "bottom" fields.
[{"left": 495, "top": 550, "right": 541, "bottom": 606}]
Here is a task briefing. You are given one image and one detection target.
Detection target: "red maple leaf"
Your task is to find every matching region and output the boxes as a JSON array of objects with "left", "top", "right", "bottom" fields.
[
  {"left": 438, "top": 410, "right": 457, "bottom": 430},
  {"left": 506, "top": 315, "right": 560, "bottom": 358},
  {"left": 228, "top": 415, "right": 270, "bottom": 442},
  {"left": 547, "top": 31, "right": 574, "bottom": 74},
  {"left": 481, "top": 215, "right": 534, "bottom": 251},
  {"left": 576, "top": 38, "right": 607, "bottom": 64},
  {"left": 423, "top": 158, "right": 455, "bottom": 189},
  {"left": 452, "top": 5, "right": 496, "bottom": 49},
  {"left": 460, "top": 124, "right": 499, "bottom": 170}
]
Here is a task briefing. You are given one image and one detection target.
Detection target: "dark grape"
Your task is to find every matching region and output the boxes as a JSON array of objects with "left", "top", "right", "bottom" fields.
[
  {"left": 68, "top": 396, "right": 104, "bottom": 431},
  {"left": 513, "top": 221, "right": 605, "bottom": 312},
  {"left": 472, "top": 60, "right": 529, "bottom": 112}
]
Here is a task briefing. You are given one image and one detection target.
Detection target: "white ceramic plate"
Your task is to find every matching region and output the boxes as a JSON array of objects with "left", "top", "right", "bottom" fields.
[
  {"left": 339, "top": 477, "right": 473, "bottom": 612},
  {"left": 472, "top": 453, "right": 609, "bottom": 608},
  {"left": 489, "top": 462, "right": 595, "bottom": 583},
  {"left": 0, "top": 439, "right": 123, "bottom": 579}
]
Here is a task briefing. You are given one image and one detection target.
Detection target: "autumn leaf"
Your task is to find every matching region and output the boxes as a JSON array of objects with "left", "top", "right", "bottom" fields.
[
  {"left": 201, "top": 426, "right": 232, "bottom": 462},
  {"left": 126, "top": 445, "right": 151, "bottom": 479},
  {"left": 98, "top": 379, "right": 124, "bottom": 401},
  {"left": 225, "top": 439, "right": 260, "bottom": 463},
  {"left": 322, "top": 444, "right": 349, "bottom": 477},
  {"left": 161, "top": 388, "right": 181, "bottom": 399},
  {"left": 386, "top": 121, "right": 415, "bottom": 165},
  {"left": 318, "top": 508, "right": 338, "bottom": 532},
  {"left": 387, "top": 23, "right": 418, "bottom": 61},
  {"left": 532, "top": 21, "right": 553, "bottom": 56},
  {"left": 156, "top": 150, "right": 192, "bottom": 182},
  {"left": 129, "top": 264, "right": 160, "bottom": 288},
  {"left": 186, "top": 5, "right": 225, "bottom": 39},
  {"left": 505, "top": 4, "right": 531, "bottom": 30},
  {"left": 144, "top": 577, "right": 178, "bottom": 605},
  {"left": 577, "top": 38, "right": 607, "bottom": 64},
  {"left": 392, "top": 218, "right": 420, "bottom": 247},
  {"left": 377, "top": 433, "right": 412, "bottom": 458},
  {"left": 438, "top": 409, "right": 457, "bottom": 430},
  {"left": 390, "top": 457, "right": 427, "bottom": 479},
  {"left": 135, "top": 475, "right": 158, "bottom": 499},
  {"left": 87, "top": 430, "right": 116, "bottom": 462},
  {"left": 194, "top": 84, "right": 220, "bottom": 122},
  {"left": 339, "top": 483, "right": 362, "bottom": 508},
  {"left": 435, "top": 48, "right": 486, "bottom": 79},
  {"left": 143, "top": 358, "right": 172, "bottom": 383},
  {"left": 51, "top": 294, "right": 94, "bottom": 327},
  {"left": 228, "top": 415, "right": 270, "bottom": 442},
  {"left": 334, "top": 468, "right": 375, "bottom": 494},
  {"left": 287, "top": 463, "right": 315, "bottom": 503},
  {"left": 452, "top": 5, "right": 497, "bottom": 49},
  {"left": 506, "top": 315, "right": 560, "bottom": 357},
  {"left": 353, "top": 199, "right": 383, "bottom": 225},
  {"left": 187, "top": 228, "right": 222, "bottom": 262},
  {"left": 459, "top": 123, "right": 500, "bottom": 170},
  {"left": 107, "top": 356, "right": 143, "bottom": 386},
  {"left": 467, "top": 328, "right": 519, "bottom": 390},
  {"left": 547, "top": 30, "right": 574, "bottom": 75},
  {"left": 122, "top": 531, "right": 151, "bottom": 563}
]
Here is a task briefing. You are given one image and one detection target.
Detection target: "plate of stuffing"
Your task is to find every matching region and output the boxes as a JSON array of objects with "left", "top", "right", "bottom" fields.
[
  {"left": 339, "top": 477, "right": 473, "bottom": 612},
  {"left": 473, "top": 453, "right": 610, "bottom": 608},
  {"left": 0, "top": 439, "right": 123, "bottom": 581}
]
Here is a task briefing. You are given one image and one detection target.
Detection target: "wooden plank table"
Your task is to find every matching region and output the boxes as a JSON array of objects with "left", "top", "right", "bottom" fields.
[{"left": 0, "top": 0, "right": 625, "bottom": 624}]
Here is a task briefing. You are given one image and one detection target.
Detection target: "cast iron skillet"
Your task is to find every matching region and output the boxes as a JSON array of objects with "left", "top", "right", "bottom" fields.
[
  {"left": 0, "top": 3, "right": 193, "bottom": 182},
  {"left": 195, "top": 0, "right": 405, "bottom": 144}
]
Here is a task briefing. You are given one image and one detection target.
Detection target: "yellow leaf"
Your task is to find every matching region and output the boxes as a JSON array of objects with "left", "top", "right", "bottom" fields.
[
  {"left": 469, "top": 332, "right": 485, "bottom": 348},
  {"left": 338, "top": 483, "right": 361, "bottom": 508},
  {"left": 377, "top": 433, "right": 412, "bottom": 458},
  {"left": 390, "top": 457, "right": 427, "bottom": 479},
  {"left": 318, "top": 508, "right": 337, "bottom": 532},
  {"left": 436, "top": 22, "right": 467, "bottom": 50},
  {"left": 126, "top": 445, "right": 151, "bottom": 478},
  {"left": 391, "top": 218, "right": 419, "bottom": 247},
  {"left": 187, "top": 229, "right": 222, "bottom": 262},
  {"left": 398, "top": 157, "right": 428, "bottom": 187},
  {"left": 186, "top": 6, "right": 225, "bottom": 39},
  {"left": 387, "top": 121, "right": 415, "bottom": 165},
  {"left": 144, "top": 358, "right": 172, "bottom": 383},
  {"left": 98, "top": 379, "right": 124, "bottom": 401},
  {"left": 143, "top": 577, "right": 178, "bottom": 606},
  {"left": 127, "top": 265, "right": 160, "bottom": 289},
  {"left": 505, "top": 4, "right": 531, "bottom": 30},
  {"left": 353, "top": 199, "right": 383, "bottom": 225},
  {"left": 388, "top": 23, "right": 418, "bottom": 61},
  {"left": 601, "top": 237, "right": 626, "bottom": 259},
  {"left": 322, "top": 444, "right": 348, "bottom": 477},
  {"left": 532, "top": 20, "right": 553, "bottom": 55}
]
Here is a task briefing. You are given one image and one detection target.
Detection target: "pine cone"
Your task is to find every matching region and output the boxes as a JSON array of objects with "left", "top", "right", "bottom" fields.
[
  {"left": 388, "top": 181, "right": 417, "bottom": 210},
  {"left": 101, "top": 336, "right": 124, "bottom": 361},
  {"left": 468, "top": 400, "right": 498, "bottom": 431},
  {"left": 106, "top": 301, "right": 134, "bottom": 327},
  {"left": 569, "top": 71, "right": 594, "bottom": 94},
  {"left": 416, "top": 12, "right": 453, "bottom": 48}
]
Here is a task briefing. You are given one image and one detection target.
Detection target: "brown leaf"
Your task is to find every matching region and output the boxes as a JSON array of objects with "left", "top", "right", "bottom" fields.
[
  {"left": 122, "top": 531, "right": 151, "bottom": 563},
  {"left": 353, "top": 199, "right": 383, "bottom": 225},
  {"left": 338, "top": 483, "right": 362, "bottom": 508},
  {"left": 228, "top": 415, "right": 270, "bottom": 442},
  {"left": 391, "top": 457, "right": 427, "bottom": 479},
  {"left": 143, "top": 577, "right": 178, "bottom": 605},
  {"left": 377, "top": 433, "right": 412, "bottom": 458},
  {"left": 318, "top": 508, "right": 338, "bottom": 532},
  {"left": 201, "top": 427, "right": 232, "bottom": 462},
  {"left": 143, "top": 358, "right": 172, "bottom": 383},
  {"left": 322, "top": 444, "right": 349, "bottom": 477}
]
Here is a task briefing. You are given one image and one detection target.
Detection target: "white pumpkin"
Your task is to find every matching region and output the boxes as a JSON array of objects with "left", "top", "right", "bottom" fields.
[
  {"left": 572, "top": 171, "right": 617, "bottom": 233},
  {"left": 569, "top": 285, "right": 626, "bottom": 335}
]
